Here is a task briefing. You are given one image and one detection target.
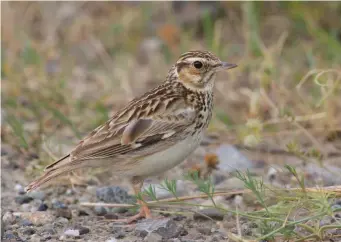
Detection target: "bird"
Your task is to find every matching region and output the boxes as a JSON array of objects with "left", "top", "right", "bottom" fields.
[{"left": 25, "top": 50, "right": 237, "bottom": 223}]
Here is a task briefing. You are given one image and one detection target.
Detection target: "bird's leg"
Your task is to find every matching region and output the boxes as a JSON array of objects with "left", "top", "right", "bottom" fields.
[
  {"left": 108, "top": 177, "right": 151, "bottom": 224},
  {"left": 130, "top": 176, "right": 152, "bottom": 221}
]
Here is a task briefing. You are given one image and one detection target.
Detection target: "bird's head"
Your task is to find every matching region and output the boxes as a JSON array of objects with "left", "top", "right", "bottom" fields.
[{"left": 170, "top": 50, "right": 237, "bottom": 91}]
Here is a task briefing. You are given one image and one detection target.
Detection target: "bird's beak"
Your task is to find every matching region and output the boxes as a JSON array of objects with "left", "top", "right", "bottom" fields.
[{"left": 220, "top": 62, "right": 238, "bottom": 70}]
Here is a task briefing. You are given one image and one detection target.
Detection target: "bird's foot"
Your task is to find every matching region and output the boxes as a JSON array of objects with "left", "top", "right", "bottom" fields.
[{"left": 107, "top": 205, "right": 152, "bottom": 224}]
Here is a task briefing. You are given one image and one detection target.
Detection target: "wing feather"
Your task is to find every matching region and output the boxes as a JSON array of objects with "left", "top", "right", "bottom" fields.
[{"left": 69, "top": 85, "right": 196, "bottom": 163}]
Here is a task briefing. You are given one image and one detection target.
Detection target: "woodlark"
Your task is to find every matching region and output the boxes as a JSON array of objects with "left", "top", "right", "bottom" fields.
[{"left": 26, "top": 50, "right": 237, "bottom": 222}]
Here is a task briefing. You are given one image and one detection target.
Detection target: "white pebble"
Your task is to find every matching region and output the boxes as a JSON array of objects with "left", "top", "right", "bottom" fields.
[
  {"left": 14, "top": 184, "right": 24, "bottom": 192},
  {"left": 267, "top": 167, "right": 278, "bottom": 182},
  {"left": 64, "top": 229, "right": 80, "bottom": 237},
  {"left": 234, "top": 195, "right": 243, "bottom": 206},
  {"left": 106, "top": 239, "right": 117, "bottom": 242}
]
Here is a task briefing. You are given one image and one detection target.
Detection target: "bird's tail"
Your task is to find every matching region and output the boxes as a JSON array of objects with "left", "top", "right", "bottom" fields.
[{"left": 25, "top": 154, "right": 73, "bottom": 192}]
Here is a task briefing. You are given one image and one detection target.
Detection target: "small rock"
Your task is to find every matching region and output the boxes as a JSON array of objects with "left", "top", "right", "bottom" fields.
[
  {"left": 193, "top": 208, "right": 224, "bottom": 221},
  {"left": 19, "top": 219, "right": 33, "bottom": 226},
  {"left": 3, "top": 211, "right": 17, "bottom": 224},
  {"left": 234, "top": 195, "right": 244, "bottom": 206},
  {"left": 65, "top": 189, "right": 74, "bottom": 195},
  {"left": 42, "top": 226, "right": 57, "bottom": 235},
  {"left": 94, "top": 206, "right": 107, "bottom": 216},
  {"left": 75, "top": 225, "right": 90, "bottom": 235},
  {"left": 52, "top": 200, "right": 67, "bottom": 209},
  {"left": 55, "top": 208, "right": 72, "bottom": 219},
  {"left": 104, "top": 214, "right": 118, "bottom": 220},
  {"left": 15, "top": 195, "right": 33, "bottom": 204},
  {"left": 23, "top": 227, "right": 36, "bottom": 235},
  {"left": 30, "top": 234, "right": 41, "bottom": 242},
  {"left": 20, "top": 211, "right": 55, "bottom": 226},
  {"left": 64, "top": 229, "right": 80, "bottom": 237},
  {"left": 78, "top": 210, "right": 89, "bottom": 216},
  {"left": 144, "top": 232, "right": 163, "bottom": 242},
  {"left": 54, "top": 217, "right": 69, "bottom": 226},
  {"left": 96, "top": 186, "right": 133, "bottom": 203},
  {"left": 306, "top": 164, "right": 341, "bottom": 185},
  {"left": 111, "top": 207, "right": 129, "bottom": 214},
  {"left": 197, "top": 226, "right": 212, "bottom": 235},
  {"left": 37, "top": 203, "right": 48, "bottom": 211},
  {"left": 267, "top": 167, "right": 277, "bottom": 183},
  {"left": 106, "top": 239, "right": 117, "bottom": 242},
  {"left": 29, "top": 191, "right": 46, "bottom": 201},
  {"left": 213, "top": 174, "right": 227, "bottom": 185},
  {"left": 3, "top": 231, "right": 21, "bottom": 240},
  {"left": 113, "top": 231, "right": 125, "bottom": 239},
  {"left": 215, "top": 177, "right": 246, "bottom": 190},
  {"left": 20, "top": 203, "right": 33, "bottom": 212},
  {"left": 86, "top": 185, "right": 97, "bottom": 195},
  {"left": 15, "top": 184, "right": 25, "bottom": 194},
  {"left": 64, "top": 226, "right": 90, "bottom": 237},
  {"left": 241, "top": 223, "right": 252, "bottom": 236},
  {"left": 216, "top": 144, "right": 253, "bottom": 172},
  {"left": 136, "top": 218, "right": 184, "bottom": 239}
]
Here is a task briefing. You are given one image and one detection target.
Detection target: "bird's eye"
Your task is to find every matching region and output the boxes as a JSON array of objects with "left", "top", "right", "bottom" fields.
[{"left": 193, "top": 61, "right": 203, "bottom": 69}]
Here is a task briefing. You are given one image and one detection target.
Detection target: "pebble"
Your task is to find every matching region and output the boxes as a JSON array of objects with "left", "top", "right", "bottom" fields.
[
  {"left": 96, "top": 186, "right": 133, "bottom": 203},
  {"left": 215, "top": 177, "right": 246, "bottom": 191},
  {"left": 136, "top": 218, "right": 184, "bottom": 239},
  {"left": 28, "top": 191, "right": 46, "bottom": 201},
  {"left": 197, "top": 226, "right": 212, "bottom": 235},
  {"left": 106, "top": 239, "right": 118, "bottom": 242},
  {"left": 75, "top": 225, "right": 90, "bottom": 235},
  {"left": 64, "top": 229, "right": 80, "bottom": 237},
  {"left": 20, "top": 211, "right": 55, "bottom": 226},
  {"left": 23, "top": 227, "right": 36, "bottom": 235},
  {"left": 52, "top": 200, "right": 67, "bottom": 209},
  {"left": 306, "top": 164, "right": 341, "bottom": 185},
  {"left": 30, "top": 234, "right": 41, "bottom": 242},
  {"left": 267, "top": 167, "right": 277, "bottom": 183},
  {"left": 113, "top": 231, "right": 125, "bottom": 239},
  {"left": 193, "top": 208, "right": 225, "bottom": 221},
  {"left": 20, "top": 203, "right": 33, "bottom": 212},
  {"left": 37, "top": 203, "right": 48, "bottom": 211},
  {"left": 64, "top": 226, "right": 90, "bottom": 237},
  {"left": 78, "top": 209, "right": 89, "bottom": 216},
  {"left": 3, "top": 211, "right": 17, "bottom": 225},
  {"left": 15, "top": 195, "right": 33, "bottom": 204},
  {"left": 144, "top": 232, "right": 163, "bottom": 242},
  {"left": 19, "top": 219, "right": 33, "bottom": 227},
  {"left": 42, "top": 226, "right": 57, "bottom": 235},
  {"left": 3, "top": 231, "right": 21, "bottom": 240},
  {"left": 104, "top": 214, "right": 118, "bottom": 220},
  {"left": 65, "top": 189, "right": 74, "bottom": 196},
  {"left": 55, "top": 208, "right": 72, "bottom": 219},
  {"left": 241, "top": 223, "right": 252, "bottom": 236},
  {"left": 15, "top": 184, "right": 25, "bottom": 194},
  {"left": 94, "top": 206, "right": 107, "bottom": 216},
  {"left": 215, "top": 144, "right": 253, "bottom": 172},
  {"left": 53, "top": 217, "right": 69, "bottom": 226}
]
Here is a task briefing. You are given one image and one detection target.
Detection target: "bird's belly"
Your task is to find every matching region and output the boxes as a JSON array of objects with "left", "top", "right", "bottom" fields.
[{"left": 128, "top": 133, "right": 203, "bottom": 177}]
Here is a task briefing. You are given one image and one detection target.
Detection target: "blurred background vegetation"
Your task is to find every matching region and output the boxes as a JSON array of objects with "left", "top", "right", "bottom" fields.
[{"left": 1, "top": 1, "right": 341, "bottom": 167}]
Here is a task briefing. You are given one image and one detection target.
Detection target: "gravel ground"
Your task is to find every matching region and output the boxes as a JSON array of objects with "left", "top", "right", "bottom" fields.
[{"left": 2, "top": 139, "right": 341, "bottom": 242}]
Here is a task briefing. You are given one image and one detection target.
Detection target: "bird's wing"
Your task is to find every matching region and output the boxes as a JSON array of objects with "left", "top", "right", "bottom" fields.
[{"left": 45, "top": 84, "right": 196, "bottom": 171}]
